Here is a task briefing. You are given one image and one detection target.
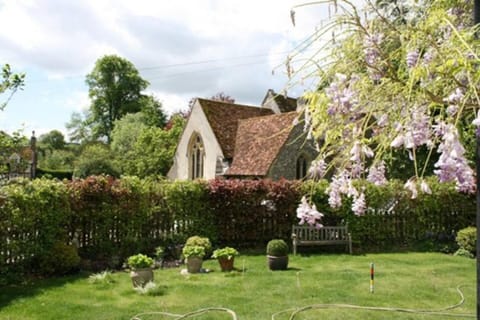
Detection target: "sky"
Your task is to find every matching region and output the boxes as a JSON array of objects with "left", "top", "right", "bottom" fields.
[{"left": 0, "top": 0, "right": 363, "bottom": 140}]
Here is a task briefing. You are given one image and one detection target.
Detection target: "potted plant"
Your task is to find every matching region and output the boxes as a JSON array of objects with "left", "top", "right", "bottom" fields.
[
  {"left": 127, "top": 254, "right": 154, "bottom": 287},
  {"left": 266, "top": 239, "right": 289, "bottom": 271},
  {"left": 185, "top": 236, "right": 212, "bottom": 258},
  {"left": 182, "top": 245, "right": 206, "bottom": 273},
  {"left": 212, "top": 247, "right": 239, "bottom": 272}
]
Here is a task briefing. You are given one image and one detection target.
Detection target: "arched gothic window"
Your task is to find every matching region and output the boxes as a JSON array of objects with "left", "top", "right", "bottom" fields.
[
  {"left": 189, "top": 134, "right": 204, "bottom": 179},
  {"left": 296, "top": 155, "right": 308, "bottom": 179}
]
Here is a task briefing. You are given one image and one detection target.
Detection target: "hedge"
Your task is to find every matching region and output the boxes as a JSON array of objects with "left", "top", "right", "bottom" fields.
[{"left": 0, "top": 176, "right": 475, "bottom": 280}]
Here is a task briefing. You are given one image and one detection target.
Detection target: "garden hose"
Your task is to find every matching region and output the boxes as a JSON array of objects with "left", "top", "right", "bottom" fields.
[
  {"left": 130, "top": 286, "right": 474, "bottom": 319},
  {"left": 272, "top": 285, "right": 474, "bottom": 319}
]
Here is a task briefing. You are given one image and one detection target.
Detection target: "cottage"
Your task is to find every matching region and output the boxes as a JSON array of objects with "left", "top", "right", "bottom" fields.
[{"left": 167, "top": 90, "right": 317, "bottom": 180}]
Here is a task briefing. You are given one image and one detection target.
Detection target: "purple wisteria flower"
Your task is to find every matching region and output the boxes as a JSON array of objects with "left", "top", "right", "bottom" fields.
[
  {"left": 434, "top": 123, "right": 475, "bottom": 193},
  {"left": 325, "top": 74, "right": 359, "bottom": 115},
  {"left": 349, "top": 141, "right": 374, "bottom": 178},
  {"left": 326, "top": 170, "right": 359, "bottom": 209},
  {"left": 364, "top": 33, "right": 384, "bottom": 80},
  {"left": 296, "top": 196, "right": 324, "bottom": 228},
  {"left": 390, "top": 106, "right": 432, "bottom": 150},
  {"left": 308, "top": 158, "right": 327, "bottom": 180},
  {"left": 406, "top": 49, "right": 420, "bottom": 69},
  {"left": 367, "top": 161, "right": 387, "bottom": 186},
  {"left": 404, "top": 178, "right": 418, "bottom": 199},
  {"left": 352, "top": 192, "right": 366, "bottom": 216}
]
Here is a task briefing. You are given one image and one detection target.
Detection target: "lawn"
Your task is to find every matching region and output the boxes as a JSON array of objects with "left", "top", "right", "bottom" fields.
[{"left": 0, "top": 252, "right": 475, "bottom": 320}]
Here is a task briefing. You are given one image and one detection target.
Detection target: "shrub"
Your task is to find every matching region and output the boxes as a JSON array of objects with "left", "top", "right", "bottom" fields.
[
  {"left": 185, "top": 236, "right": 212, "bottom": 257},
  {"left": 266, "top": 239, "right": 289, "bottom": 256},
  {"left": 456, "top": 227, "right": 476, "bottom": 256},
  {"left": 182, "top": 245, "right": 206, "bottom": 258},
  {"left": 127, "top": 254, "right": 154, "bottom": 269},
  {"left": 88, "top": 271, "right": 115, "bottom": 284},
  {"left": 37, "top": 242, "right": 80, "bottom": 276},
  {"left": 454, "top": 248, "right": 474, "bottom": 259},
  {"left": 212, "top": 247, "right": 239, "bottom": 260}
]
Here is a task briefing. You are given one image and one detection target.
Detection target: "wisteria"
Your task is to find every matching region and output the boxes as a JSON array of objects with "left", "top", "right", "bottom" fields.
[
  {"left": 390, "top": 105, "right": 432, "bottom": 150},
  {"left": 296, "top": 196, "right": 324, "bottom": 228},
  {"left": 308, "top": 158, "right": 327, "bottom": 180},
  {"left": 325, "top": 73, "right": 358, "bottom": 115},
  {"left": 406, "top": 49, "right": 420, "bottom": 69},
  {"left": 292, "top": 0, "right": 478, "bottom": 227},
  {"left": 434, "top": 123, "right": 475, "bottom": 193},
  {"left": 367, "top": 161, "right": 387, "bottom": 186},
  {"left": 363, "top": 33, "right": 383, "bottom": 80}
]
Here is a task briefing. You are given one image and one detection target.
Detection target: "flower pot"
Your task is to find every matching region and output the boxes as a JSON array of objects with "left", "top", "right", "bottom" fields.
[
  {"left": 186, "top": 256, "right": 203, "bottom": 273},
  {"left": 218, "top": 257, "right": 235, "bottom": 272},
  {"left": 267, "top": 255, "right": 288, "bottom": 271},
  {"left": 130, "top": 267, "right": 154, "bottom": 287}
]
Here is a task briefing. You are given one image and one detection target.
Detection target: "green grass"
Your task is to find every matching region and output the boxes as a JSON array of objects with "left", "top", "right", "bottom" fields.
[{"left": 0, "top": 253, "right": 475, "bottom": 320}]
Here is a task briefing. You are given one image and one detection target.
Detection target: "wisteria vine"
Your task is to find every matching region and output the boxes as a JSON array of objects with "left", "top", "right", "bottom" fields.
[{"left": 292, "top": 0, "right": 480, "bottom": 226}]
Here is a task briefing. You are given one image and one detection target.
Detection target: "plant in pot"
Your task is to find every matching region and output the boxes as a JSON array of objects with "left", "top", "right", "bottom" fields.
[
  {"left": 182, "top": 245, "right": 206, "bottom": 273},
  {"left": 185, "top": 236, "right": 212, "bottom": 258},
  {"left": 266, "top": 239, "right": 289, "bottom": 271},
  {"left": 212, "top": 247, "right": 239, "bottom": 272},
  {"left": 127, "top": 253, "right": 154, "bottom": 287}
]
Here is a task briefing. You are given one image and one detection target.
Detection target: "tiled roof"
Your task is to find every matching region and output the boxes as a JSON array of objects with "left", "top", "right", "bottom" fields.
[
  {"left": 274, "top": 94, "right": 297, "bottom": 113},
  {"left": 225, "top": 112, "right": 298, "bottom": 176},
  {"left": 198, "top": 98, "right": 273, "bottom": 159},
  {"left": 262, "top": 89, "right": 298, "bottom": 113}
]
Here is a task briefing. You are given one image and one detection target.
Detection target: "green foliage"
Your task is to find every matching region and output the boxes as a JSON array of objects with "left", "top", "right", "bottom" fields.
[
  {"left": 182, "top": 245, "right": 206, "bottom": 258},
  {"left": 38, "top": 130, "right": 66, "bottom": 151},
  {"left": 36, "top": 168, "right": 74, "bottom": 180},
  {"left": 36, "top": 241, "right": 80, "bottom": 276},
  {"left": 208, "top": 179, "right": 301, "bottom": 246},
  {"left": 88, "top": 270, "right": 115, "bottom": 285},
  {"left": 0, "top": 177, "right": 475, "bottom": 282},
  {"left": 185, "top": 236, "right": 212, "bottom": 257},
  {"left": 1, "top": 63, "right": 25, "bottom": 110},
  {"left": 74, "top": 143, "right": 119, "bottom": 178},
  {"left": 128, "top": 118, "right": 185, "bottom": 177},
  {"left": 139, "top": 95, "right": 167, "bottom": 128},
  {"left": 455, "top": 227, "right": 476, "bottom": 256},
  {"left": 127, "top": 254, "right": 154, "bottom": 269},
  {"left": 212, "top": 247, "right": 239, "bottom": 260},
  {"left": 266, "top": 239, "right": 289, "bottom": 256},
  {"left": 454, "top": 248, "right": 474, "bottom": 259},
  {"left": 134, "top": 281, "right": 165, "bottom": 296},
  {"left": 38, "top": 149, "right": 76, "bottom": 171},
  {"left": 86, "top": 55, "right": 149, "bottom": 142},
  {"left": 66, "top": 111, "right": 92, "bottom": 144}
]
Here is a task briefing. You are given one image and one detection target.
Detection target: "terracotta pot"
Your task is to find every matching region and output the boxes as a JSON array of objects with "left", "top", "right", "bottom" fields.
[
  {"left": 218, "top": 257, "right": 235, "bottom": 272},
  {"left": 130, "top": 267, "right": 154, "bottom": 287},
  {"left": 186, "top": 256, "right": 203, "bottom": 273},
  {"left": 267, "top": 255, "right": 288, "bottom": 271}
]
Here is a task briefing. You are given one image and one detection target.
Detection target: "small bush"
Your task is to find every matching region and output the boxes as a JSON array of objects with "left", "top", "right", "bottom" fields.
[
  {"left": 88, "top": 271, "right": 115, "bottom": 284},
  {"left": 212, "top": 247, "right": 239, "bottom": 260},
  {"left": 37, "top": 242, "right": 80, "bottom": 276},
  {"left": 266, "top": 239, "right": 289, "bottom": 256},
  {"left": 134, "top": 281, "right": 165, "bottom": 296},
  {"left": 456, "top": 227, "right": 476, "bottom": 256},
  {"left": 185, "top": 236, "right": 212, "bottom": 257},
  {"left": 454, "top": 248, "right": 474, "bottom": 258}
]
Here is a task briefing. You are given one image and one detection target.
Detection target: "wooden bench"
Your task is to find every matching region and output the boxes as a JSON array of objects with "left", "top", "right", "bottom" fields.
[{"left": 291, "top": 225, "right": 352, "bottom": 255}]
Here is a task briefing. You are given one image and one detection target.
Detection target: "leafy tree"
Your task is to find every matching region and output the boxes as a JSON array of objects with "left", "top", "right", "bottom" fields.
[
  {"left": 1, "top": 64, "right": 25, "bottom": 110},
  {"left": 39, "top": 149, "right": 75, "bottom": 171},
  {"left": 65, "top": 111, "right": 93, "bottom": 144},
  {"left": 74, "top": 143, "right": 119, "bottom": 178},
  {"left": 126, "top": 115, "right": 185, "bottom": 177},
  {"left": 39, "top": 130, "right": 66, "bottom": 151},
  {"left": 86, "top": 55, "right": 149, "bottom": 142},
  {"left": 139, "top": 95, "right": 168, "bottom": 128}
]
